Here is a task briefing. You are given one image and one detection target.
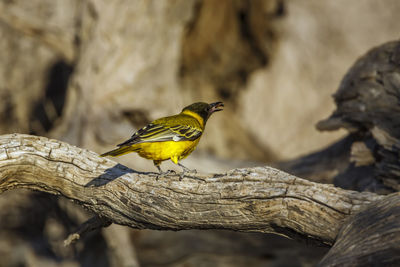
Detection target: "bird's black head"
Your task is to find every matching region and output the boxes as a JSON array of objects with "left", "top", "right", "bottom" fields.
[{"left": 182, "top": 101, "right": 224, "bottom": 122}]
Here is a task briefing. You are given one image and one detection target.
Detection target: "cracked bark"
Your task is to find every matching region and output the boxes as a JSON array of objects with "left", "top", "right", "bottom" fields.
[
  {"left": 0, "top": 133, "right": 386, "bottom": 250},
  {"left": 318, "top": 193, "right": 400, "bottom": 266}
]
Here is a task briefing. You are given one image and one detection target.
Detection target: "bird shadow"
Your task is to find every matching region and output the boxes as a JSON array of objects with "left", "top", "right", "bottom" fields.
[{"left": 85, "top": 163, "right": 150, "bottom": 187}]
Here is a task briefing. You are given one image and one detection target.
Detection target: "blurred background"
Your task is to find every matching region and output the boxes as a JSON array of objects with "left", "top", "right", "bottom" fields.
[{"left": 0, "top": 0, "right": 399, "bottom": 266}]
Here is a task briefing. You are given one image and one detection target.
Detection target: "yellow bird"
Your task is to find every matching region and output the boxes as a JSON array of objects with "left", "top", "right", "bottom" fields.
[{"left": 101, "top": 101, "right": 224, "bottom": 178}]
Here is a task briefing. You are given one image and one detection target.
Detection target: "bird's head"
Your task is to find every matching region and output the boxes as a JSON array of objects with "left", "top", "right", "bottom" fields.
[{"left": 182, "top": 101, "right": 224, "bottom": 123}]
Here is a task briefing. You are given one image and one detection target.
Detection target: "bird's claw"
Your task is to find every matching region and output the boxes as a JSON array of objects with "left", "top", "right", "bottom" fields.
[
  {"left": 179, "top": 168, "right": 197, "bottom": 181},
  {"left": 155, "top": 169, "right": 176, "bottom": 180}
]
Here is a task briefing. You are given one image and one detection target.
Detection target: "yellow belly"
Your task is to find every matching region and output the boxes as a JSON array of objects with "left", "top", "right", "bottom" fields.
[{"left": 132, "top": 139, "right": 200, "bottom": 164}]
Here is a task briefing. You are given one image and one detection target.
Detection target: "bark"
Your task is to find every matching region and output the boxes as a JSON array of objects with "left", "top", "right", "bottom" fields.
[
  {"left": 0, "top": 134, "right": 383, "bottom": 247},
  {"left": 318, "top": 193, "right": 400, "bottom": 266},
  {"left": 317, "top": 40, "right": 400, "bottom": 193}
]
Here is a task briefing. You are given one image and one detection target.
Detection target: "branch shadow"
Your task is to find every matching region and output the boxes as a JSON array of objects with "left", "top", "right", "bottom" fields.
[{"left": 85, "top": 163, "right": 151, "bottom": 187}]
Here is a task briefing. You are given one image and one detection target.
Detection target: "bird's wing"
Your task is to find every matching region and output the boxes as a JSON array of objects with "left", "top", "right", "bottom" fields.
[{"left": 117, "top": 119, "right": 202, "bottom": 147}]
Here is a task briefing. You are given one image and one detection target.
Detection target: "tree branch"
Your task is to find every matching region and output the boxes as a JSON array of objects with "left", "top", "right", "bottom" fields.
[
  {"left": 318, "top": 193, "right": 400, "bottom": 266},
  {"left": 0, "top": 134, "right": 383, "bottom": 246},
  {"left": 63, "top": 215, "right": 111, "bottom": 246}
]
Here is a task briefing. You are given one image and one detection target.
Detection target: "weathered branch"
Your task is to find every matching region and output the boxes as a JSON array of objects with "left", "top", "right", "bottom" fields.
[
  {"left": 0, "top": 134, "right": 383, "bottom": 246},
  {"left": 318, "top": 193, "right": 400, "bottom": 266},
  {"left": 63, "top": 215, "right": 111, "bottom": 246}
]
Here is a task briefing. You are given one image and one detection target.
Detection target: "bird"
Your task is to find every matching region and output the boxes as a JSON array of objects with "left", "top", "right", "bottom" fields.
[{"left": 101, "top": 101, "right": 224, "bottom": 179}]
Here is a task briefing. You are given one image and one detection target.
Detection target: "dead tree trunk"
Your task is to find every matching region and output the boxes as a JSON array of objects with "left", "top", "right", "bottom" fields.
[
  {"left": 318, "top": 193, "right": 400, "bottom": 266},
  {"left": 316, "top": 40, "right": 400, "bottom": 193}
]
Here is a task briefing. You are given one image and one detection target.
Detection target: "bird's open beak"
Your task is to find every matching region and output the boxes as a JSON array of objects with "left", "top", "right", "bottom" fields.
[{"left": 209, "top": 101, "right": 224, "bottom": 113}]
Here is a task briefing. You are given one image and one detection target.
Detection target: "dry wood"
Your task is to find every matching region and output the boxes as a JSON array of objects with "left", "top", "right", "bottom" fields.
[
  {"left": 317, "top": 40, "right": 400, "bottom": 192},
  {"left": 318, "top": 193, "right": 400, "bottom": 266},
  {"left": 0, "top": 134, "right": 385, "bottom": 247}
]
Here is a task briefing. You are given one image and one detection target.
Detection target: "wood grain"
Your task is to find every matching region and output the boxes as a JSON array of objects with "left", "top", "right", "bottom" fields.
[
  {"left": 318, "top": 193, "right": 400, "bottom": 266},
  {"left": 0, "top": 134, "right": 385, "bottom": 247}
]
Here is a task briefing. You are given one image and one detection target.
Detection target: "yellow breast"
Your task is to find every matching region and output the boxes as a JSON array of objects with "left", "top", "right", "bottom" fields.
[{"left": 132, "top": 139, "right": 200, "bottom": 164}]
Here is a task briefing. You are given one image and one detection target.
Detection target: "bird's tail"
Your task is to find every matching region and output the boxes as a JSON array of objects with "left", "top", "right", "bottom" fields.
[{"left": 100, "top": 145, "right": 139, "bottom": 157}]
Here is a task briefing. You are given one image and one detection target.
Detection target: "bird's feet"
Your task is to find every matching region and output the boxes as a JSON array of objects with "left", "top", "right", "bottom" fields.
[
  {"left": 154, "top": 163, "right": 196, "bottom": 181},
  {"left": 178, "top": 163, "right": 197, "bottom": 181},
  {"left": 155, "top": 169, "right": 176, "bottom": 180}
]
